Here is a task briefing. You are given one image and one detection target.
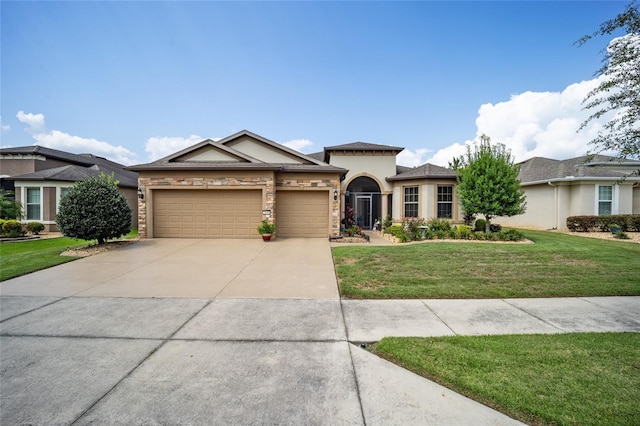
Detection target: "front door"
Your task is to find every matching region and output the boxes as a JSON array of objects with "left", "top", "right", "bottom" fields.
[{"left": 355, "top": 195, "right": 372, "bottom": 229}]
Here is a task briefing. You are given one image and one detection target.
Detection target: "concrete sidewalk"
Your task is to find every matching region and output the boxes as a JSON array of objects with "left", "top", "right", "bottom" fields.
[{"left": 2, "top": 296, "right": 639, "bottom": 425}]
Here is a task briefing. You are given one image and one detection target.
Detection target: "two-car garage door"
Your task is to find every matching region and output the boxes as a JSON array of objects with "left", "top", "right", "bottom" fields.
[
  {"left": 153, "top": 189, "right": 329, "bottom": 238},
  {"left": 153, "top": 190, "right": 262, "bottom": 238}
]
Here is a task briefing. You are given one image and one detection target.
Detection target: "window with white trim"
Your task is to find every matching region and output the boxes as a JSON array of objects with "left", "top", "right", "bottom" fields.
[
  {"left": 404, "top": 186, "right": 419, "bottom": 218},
  {"left": 26, "top": 187, "right": 41, "bottom": 220},
  {"left": 437, "top": 185, "right": 453, "bottom": 218},
  {"left": 597, "top": 185, "right": 613, "bottom": 215}
]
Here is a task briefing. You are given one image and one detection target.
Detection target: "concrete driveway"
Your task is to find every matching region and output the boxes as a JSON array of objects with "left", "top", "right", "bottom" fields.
[
  {"left": 3, "top": 239, "right": 636, "bottom": 424},
  {"left": 0, "top": 238, "right": 339, "bottom": 299}
]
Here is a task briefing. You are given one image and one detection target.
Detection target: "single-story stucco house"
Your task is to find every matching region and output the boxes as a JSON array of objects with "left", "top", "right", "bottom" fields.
[
  {"left": 128, "top": 130, "right": 464, "bottom": 239},
  {"left": 0, "top": 145, "right": 138, "bottom": 232},
  {"left": 496, "top": 155, "right": 640, "bottom": 230}
]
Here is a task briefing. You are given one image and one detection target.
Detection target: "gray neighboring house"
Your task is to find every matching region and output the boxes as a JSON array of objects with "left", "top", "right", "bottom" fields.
[
  {"left": 497, "top": 155, "right": 640, "bottom": 230},
  {"left": 0, "top": 146, "right": 138, "bottom": 232}
]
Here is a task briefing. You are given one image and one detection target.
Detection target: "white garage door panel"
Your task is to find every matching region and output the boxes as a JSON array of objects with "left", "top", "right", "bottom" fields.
[
  {"left": 276, "top": 191, "right": 329, "bottom": 238},
  {"left": 154, "top": 190, "right": 262, "bottom": 238}
]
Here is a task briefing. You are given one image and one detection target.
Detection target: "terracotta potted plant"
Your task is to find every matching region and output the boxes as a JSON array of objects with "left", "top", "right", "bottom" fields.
[{"left": 257, "top": 219, "right": 276, "bottom": 241}]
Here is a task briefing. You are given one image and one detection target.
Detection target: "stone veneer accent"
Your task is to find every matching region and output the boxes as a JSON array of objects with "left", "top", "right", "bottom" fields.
[
  {"left": 276, "top": 176, "right": 342, "bottom": 237},
  {"left": 137, "top": 174, "right": 275, "bottom": 239},
  {"left": 137, "top": 173, "right": 341, "bottom": 238}
]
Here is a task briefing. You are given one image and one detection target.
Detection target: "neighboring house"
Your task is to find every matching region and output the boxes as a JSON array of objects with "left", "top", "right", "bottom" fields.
[
  {"left": 129, "top": 130, "right": 462, "bottom": 239},
  {"left": 0, "top": 146, "right": 138, "bottom": 232},
  {"left": 496, "top": 155, "right": 640, "bottom": 230}
]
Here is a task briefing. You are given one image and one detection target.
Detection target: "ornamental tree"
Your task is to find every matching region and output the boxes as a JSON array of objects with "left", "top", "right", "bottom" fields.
[
  {"left": 577, "top": 1, "right": 640, "bottom": 160},
  {"left": 56, "top": 173, "right": 131, "bottom": 244},
  {"left": 453, "top": 135, "right": 526, "bottom": 233}
]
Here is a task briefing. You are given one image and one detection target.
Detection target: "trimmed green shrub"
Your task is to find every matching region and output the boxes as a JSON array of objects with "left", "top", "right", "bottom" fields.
[
  {"left": 456, "top": 225, "right": 473, "bottom": 239},
  {"left": 566, "top": 214, "right": 640, "bottom": 232},
  {"left": 382, "top": 215, "right": 393, "bottom": 231},
  {"left": 25, "top": 221, "right": 45, "bottom": 235},
  {"left": 427, "top": 218, "right": 451, "bottom": 232},
  {"left": 498, "top": 229, "right": 526, "bottom": 241},
  {"left": 56, "top": 174, "right": 131, "bottom": 244},
  {"left": 475, "top": 218, "right": 486, "bottom": 232},
  {"left": 489, "top": 223, "right": 502, "bottom": 233},
  {"left": 402, "top": 217, "right": 427, "bottom": 241},
  {"left": 614, "top": 231, "right": 631, "bottom": 239},
  {"left": 2, "top": 220, "right": 25, "bottom": 238}
]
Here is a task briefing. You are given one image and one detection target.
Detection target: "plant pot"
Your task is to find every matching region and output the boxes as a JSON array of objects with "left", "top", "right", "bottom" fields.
[
  {"left": 610, "top": 226, "right": 621, "bottom": 234},
  {"left": 261, "top": 234, "right": 272, "bottom": 241}
]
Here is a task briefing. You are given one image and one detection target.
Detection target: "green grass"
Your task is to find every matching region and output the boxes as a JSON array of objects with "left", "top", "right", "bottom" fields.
[
  {"left": 373, "top": 333, "right": 640, "bottom": 426},
  {"left": 333, "top": 230, "right": 640, "bottom": 298},
  {"left": 0, "top": 229, "right": 138, "bottom": 281}
]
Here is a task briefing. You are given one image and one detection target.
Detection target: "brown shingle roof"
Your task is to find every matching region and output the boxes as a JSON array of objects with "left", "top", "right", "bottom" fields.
[
  {"left": 387, "top": 163, "right": 456, "bottom": 181},
  {"left": 324, "top": 142, "right": 404, "bottom": 152}
]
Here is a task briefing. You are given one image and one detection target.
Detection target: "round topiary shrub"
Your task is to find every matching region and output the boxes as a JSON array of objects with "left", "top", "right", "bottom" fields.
[
  {"left": 474, "top": 218, "right": 486, "bottom": 232},
  {"left": 25, "top": 221, "right": 45, "bottom": 235},
  {"left": 2, "top": 220, "right": 25, "bottom": 238},
  {"left": 56, "top": 173, "right": 131, "bottom": 244}
]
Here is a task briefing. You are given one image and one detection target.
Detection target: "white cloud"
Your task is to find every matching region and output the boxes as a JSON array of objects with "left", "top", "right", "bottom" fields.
[
  {"left": 0, "top": 116, "right": 10, "bottom": 134},
  {"left": 421, "top": 76, "right": 616, "bottom": 167},
  {"left": 396, "top": 147, "right": 433, "bottom": 167},
  {"left": 282, "top": 138, "right": 315, "bottom": 153},
  {"left": 16, "top": 111, "right": 138, "bottom": 165},
  {"left": 16, "top": 111, "right": 45, "bottom": 133},
  {"left": 145, "top": 135, "right": 206, "bottom": 161}
]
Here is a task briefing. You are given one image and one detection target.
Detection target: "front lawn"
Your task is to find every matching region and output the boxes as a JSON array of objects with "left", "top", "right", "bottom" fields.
[
  {"left": 0, "top": 229, "right": 138, "bottom": 282},
  {"left": 333, "top": 230, "right": 640, "bottom": 298},
  {"left": 373, "top": 333, "right": 640, "bottom": 426}
]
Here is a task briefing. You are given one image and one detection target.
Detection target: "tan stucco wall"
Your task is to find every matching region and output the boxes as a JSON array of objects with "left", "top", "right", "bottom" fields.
[
  {"left": 329, "top": 153, "right": 396, "bottom": 193},
  {"left": 496, "top": 184, "right": 556, "bottom": 229},
  {"left": 227, "top": 137, "right": 303, "bottom": 164},
  {"left": 390, "top": 179, "right": 460, "bottom": 222},
  {"left": 498, "top": 182, "right": 638, "bottom": 230}
]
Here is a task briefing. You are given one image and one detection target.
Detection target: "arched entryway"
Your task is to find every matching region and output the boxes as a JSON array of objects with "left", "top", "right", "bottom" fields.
[{"left": 345, "top": 176, "right": 382, "bottom": 230}]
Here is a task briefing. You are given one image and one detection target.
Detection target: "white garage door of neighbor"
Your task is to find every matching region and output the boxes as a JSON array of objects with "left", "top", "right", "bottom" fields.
[
  {"left": 276, "top": 191, "right": 329, "bottom": 238},
  {"left": 153, "top": 189, "right": 262, "bottom": 238}
]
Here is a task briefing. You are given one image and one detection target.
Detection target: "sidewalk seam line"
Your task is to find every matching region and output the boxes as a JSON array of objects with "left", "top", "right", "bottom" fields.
[
  {"left": 0, "top": 297, "right": 68, "bottom": 323},
  {"left": 421, "top": 300, "right": 457, "bottom": 335},
  {"left": 502, "top": 299, "right": 566, "bottom": 332},
  {"left": 69, "top": 298, "right": 214, "bottom": 425}
]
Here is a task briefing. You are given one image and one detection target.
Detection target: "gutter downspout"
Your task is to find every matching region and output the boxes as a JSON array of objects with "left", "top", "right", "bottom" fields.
[{"left": 548, "top": 181, "right": 557, "bottom": 229}]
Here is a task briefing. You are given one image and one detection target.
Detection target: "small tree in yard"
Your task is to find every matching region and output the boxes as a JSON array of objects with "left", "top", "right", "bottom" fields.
[
  {"left": 454, "top": 135, "right": 526, "bottom": 233},
  {"left": 56, "top": 173, "right": 131, "bottom": 244}
]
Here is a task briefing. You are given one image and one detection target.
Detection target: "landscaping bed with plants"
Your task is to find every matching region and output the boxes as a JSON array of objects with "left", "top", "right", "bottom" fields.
[
  {"left": 383, "top": 217, "right": 526, "bottom": 243},
  {"left": 333, "top": 229, "right": 640, "bottom": 298},
  {"left": 372, "top": 332, "right": 640, "bottom": 426}
]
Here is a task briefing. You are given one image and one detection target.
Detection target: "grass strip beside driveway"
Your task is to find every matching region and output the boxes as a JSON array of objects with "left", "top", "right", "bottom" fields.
[
  {"left": 373, "top": 333, "right": 640, "bottom": 426},
  {"left": 333, "top": 230, "right": 640, "bottom": 298},
  {"left": 0, "top": 230, "right": 138, "bottom": 281},
  {"left": 0, "top": 238, "right": 85, "bottom": 281}
]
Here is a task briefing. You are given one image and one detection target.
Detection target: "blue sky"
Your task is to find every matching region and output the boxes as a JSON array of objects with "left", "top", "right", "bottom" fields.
[{"left": 1, "top": 1, "right": 628, "bottom": 166}]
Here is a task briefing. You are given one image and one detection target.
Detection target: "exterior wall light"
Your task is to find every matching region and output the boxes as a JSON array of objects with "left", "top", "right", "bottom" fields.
[
  {"left": 333, "top": 189, "right": 339, "bottom": 201},
  {"left": 138, "top": 188, "right": 144, "bottom": 200}
]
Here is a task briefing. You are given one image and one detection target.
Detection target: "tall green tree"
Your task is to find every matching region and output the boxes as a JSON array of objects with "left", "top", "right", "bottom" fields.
[
  {"left": 577, "top": 1, "right": 640, "bottom": 159},
  {"left": 56, "top": 173, "right": 131, "bottom": 244},
  {"left": 454, "top": 135, "right": 526, "bottom": 233}
]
